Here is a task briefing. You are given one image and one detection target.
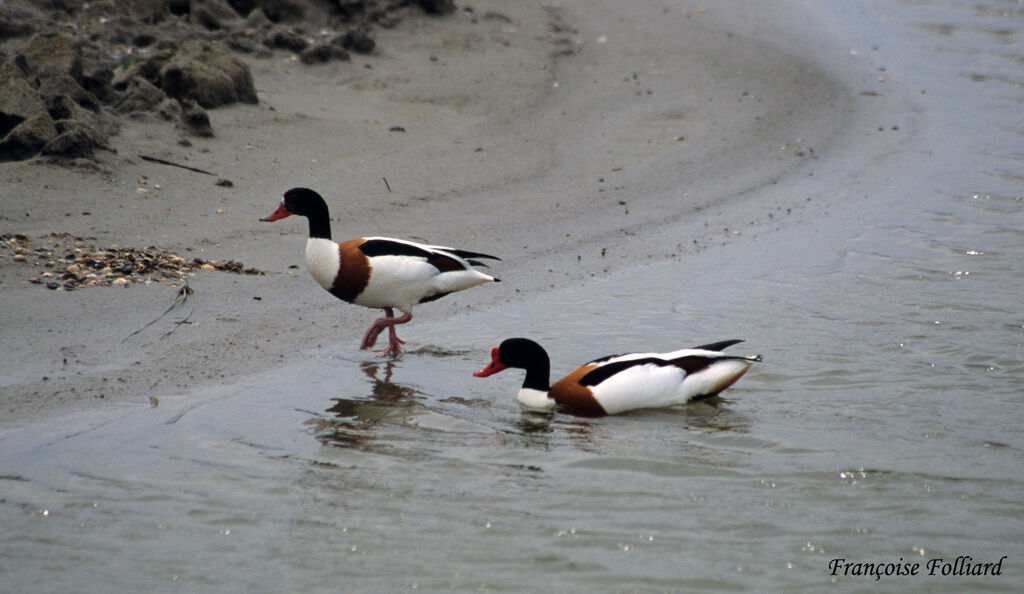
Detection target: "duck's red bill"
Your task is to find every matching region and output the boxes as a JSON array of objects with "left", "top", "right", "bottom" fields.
[
  {"left": 260, "top": 202, "right": 290, "bottom": 222},
  {"left": 473, "top": 347, "right": 506, "bottom": 377}
]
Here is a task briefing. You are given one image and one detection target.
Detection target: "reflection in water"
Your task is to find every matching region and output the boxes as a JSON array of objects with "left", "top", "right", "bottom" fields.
[
  {"left": 682, "top": 399, "right": 753, "bottom": 435},
  {"left": 515, "top": 409, "right": 556, "bottom": 435},
  {"left": 507, "top": 398, "right": 751, "bottom": 456},
  {"left": 508, "top": 410, "right": 598, "bottom": 453},
  {"left": 307, "top": 360, "right": 512, "bottom": 456},
  {"left": 307, "top": 360, "right": 421, "bottom": 450},
  {"left": 360, "top": 359, "right": 416, "bottom": 401}
]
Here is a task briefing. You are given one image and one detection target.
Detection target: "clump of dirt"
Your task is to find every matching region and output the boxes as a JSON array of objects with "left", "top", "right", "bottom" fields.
[
  {"left": 0, "top": 0, "right": 455, "bottom": 163},
  {"left": 1, "top": 232, "right": 264, "bottom": 290}
]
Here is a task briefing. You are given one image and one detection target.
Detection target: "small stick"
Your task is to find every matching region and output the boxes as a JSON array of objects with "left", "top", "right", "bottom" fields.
[
  {"left": 161, "top": 282, "right": 195, "bottom": 338},
  {"left": 139, "top": 155, "right": 217, "bottom": 176},
  {"left": 382, "top": 177, "right": 392, "bottom": 193},
  {"left": 123, "top": 281, "right": 195, "bottom": 341}
]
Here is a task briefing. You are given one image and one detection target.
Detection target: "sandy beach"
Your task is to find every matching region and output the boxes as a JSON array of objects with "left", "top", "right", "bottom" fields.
[
  {"left": 6, "top": 1, "right": 1022, "bottom": 589},
  {"left": 1, "top": 0, "right": 894, "bottom": 425}
]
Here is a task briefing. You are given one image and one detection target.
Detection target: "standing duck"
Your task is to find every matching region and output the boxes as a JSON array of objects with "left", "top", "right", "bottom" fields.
[
  {"left": 474, "top": 338, "right": 761, "bottom": 415},
  {"left": 261, "top": 187, "right": 500, "bottom": 354}
]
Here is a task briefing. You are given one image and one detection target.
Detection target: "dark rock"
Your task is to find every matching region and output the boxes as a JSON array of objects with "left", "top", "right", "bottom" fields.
[
  {"left": 22, "top": 32, "right": 83, "bottom": 83},
  {"left": 224, "top": 9, "right": 272, "bottom": 54},
  {"left": 415, "top": 0, "right": 456, "bottom": 15},
  {"left": 34, "top": 65, "right": 102, "bottom": 113},
  {"left": 228, "top": 0, "right": 258, "bottom": 18},
  {"left": 115, "top": 76, "right": 168, "bottom": 113},
  {"left": 300, "top": 41, "right": 350, "bottom": 64},
  {"left": 265, "top": 27, "right": 308, "bottom": 53},
  {"left": 0, "top": 5, "right": 40, "bottom": 41},
  {"left": 43, "top": 123, "right": 97, "bottom": 159},
  {"left": 43, "top": 97, "right": 118, "bottom": 159},
  {"left": 156, "top": 98, "right": 182, "bottom": 121},
  {"left": 191, "top": 0, "right": 241, "bottom": 31},
  {"left": 341, "top": 28, "right": 375, "bottom": 54},
  {"left": 243, "top": 7, "right": 272, "bottom": 29},
  {"left": 258, "top": 0, "right": 305, "bottom": 23},
  {"left": 82, "top": 66, "right": 117, "bottom": 103},
  {"left": 0, "top": 61, "right": 58, "bottom": 161},
  {"left": 202, "top": 0, "right": 243, "bottom": 20},
  {"left": 112, "top": 48, "right": 177, "bottom": 90},
  {"left": 334, "top": 0, "right": 370, "bottom": 21},
  {"left": 192, "top": 6, "right": 225, "bottom": 31},
  {"left": 167, "top": 0, "right": 190, "bottom": 17},
  {"left": 133, "top": 32, "right": 159, "bottom": 48},
  {"left": 0, "top": 112, "right": 57, "bottom": 161},
  {"left": 44, "top": 95, "right": 77, "bottom": 121},
  {"left": 159, "top": 42, "right": 257, "bottom": 108},
  {"left": 224, "top": 34, "right": 260, "bottom": 55},
  {"left": 179, "top": 98, "right": 213, "bottom": 136}
]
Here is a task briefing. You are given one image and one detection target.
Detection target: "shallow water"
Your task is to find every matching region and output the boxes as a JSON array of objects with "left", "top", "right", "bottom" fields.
[{"left": 2, "top": 0, "right": 1023, "bottom": 591}]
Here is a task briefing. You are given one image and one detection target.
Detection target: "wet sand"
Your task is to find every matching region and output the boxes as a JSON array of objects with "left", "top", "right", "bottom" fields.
[{"left": 0, "top": 0, "right": 902, "bottom": 426}]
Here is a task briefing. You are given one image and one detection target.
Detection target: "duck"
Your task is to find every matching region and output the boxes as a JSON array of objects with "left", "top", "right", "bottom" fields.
[
  {"left": 474, "top": 337, "right": 761, "bottom": 415},
  {"left": 261, "top": 187, "right": 500, "bottom": 354}
]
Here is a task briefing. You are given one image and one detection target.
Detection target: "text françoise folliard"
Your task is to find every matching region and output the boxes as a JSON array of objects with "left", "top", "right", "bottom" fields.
[{"left": 829, "top": 555, "right": 1007, "bottom": 581}]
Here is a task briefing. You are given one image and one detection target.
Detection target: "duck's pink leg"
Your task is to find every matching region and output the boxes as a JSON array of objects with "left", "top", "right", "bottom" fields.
[
  {"left": 360, "top": 308, "right": 413, "bottom": 354},
  {"left": 360, "top": 309, "right": 390, "bottom": 349},
  {"left": 385, "top": 317, "right": 408, "bottom": 353}
]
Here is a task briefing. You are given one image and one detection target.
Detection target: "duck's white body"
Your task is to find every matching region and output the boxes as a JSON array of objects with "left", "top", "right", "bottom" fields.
[
  {"left": 477, "top": 338, "right": 761, "bottom": 416},
  {"left": 305, "top": 237, "right": 494, "bottom": 313},
  {"left": 560, "top": 348, "right": 760, "bottom": 415}
]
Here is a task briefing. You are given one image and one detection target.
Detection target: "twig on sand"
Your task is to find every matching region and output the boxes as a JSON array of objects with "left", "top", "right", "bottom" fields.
[
  {"left": 139, "top": 155, "right": 217, "bottom": 176},
  {"left": 382, "top": 177, "right": 392, "bottom": 193},
  {"left": 123, "top": 281, "right": 195, "bottom": 342}
]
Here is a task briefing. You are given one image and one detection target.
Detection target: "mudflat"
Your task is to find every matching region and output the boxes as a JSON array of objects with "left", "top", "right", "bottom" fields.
[{"left": 0, "top": 0, "right": 863, "bottom": 425}]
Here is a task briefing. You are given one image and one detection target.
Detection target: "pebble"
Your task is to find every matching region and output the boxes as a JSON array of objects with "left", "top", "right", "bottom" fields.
[{"left": 1, "top": 232, "right": 263, "bottom": 291}]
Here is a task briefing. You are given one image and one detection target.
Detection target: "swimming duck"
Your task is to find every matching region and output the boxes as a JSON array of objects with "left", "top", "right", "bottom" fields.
[
  {"left": 261, "top": 187, "right": 500, "bottom": 354},
  {"left": 474, "top": 338, "right": 761, "bottom": 415}
]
